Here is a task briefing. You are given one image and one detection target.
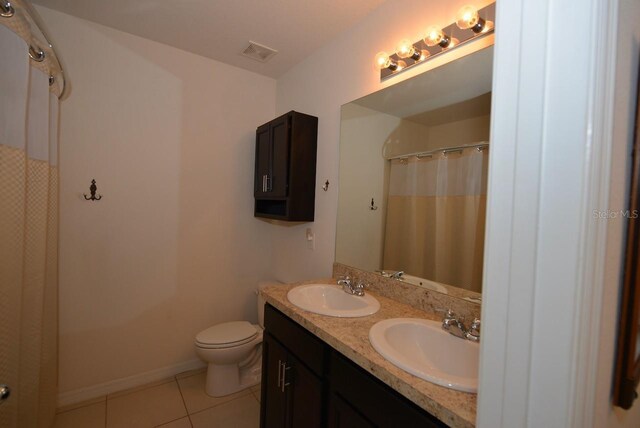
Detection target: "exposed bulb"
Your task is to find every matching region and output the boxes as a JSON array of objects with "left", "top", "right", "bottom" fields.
[
  {"left": 374, "top": 51, "right": 391, "bottom": 69},
  {"left": 396, "top": 39, "right": 416, "bottom": 59},
  {"left": 456, "top": 5, "right": 492, "bottom": 33},
  {"left": 374, "top": 51, "right": 398, "bottom": 71},
  {"left": 424, "top": 26, "right": 450, "bottom": 48},
  {"left": 456, "top": 6, "right": 479, "bottom": 29}
]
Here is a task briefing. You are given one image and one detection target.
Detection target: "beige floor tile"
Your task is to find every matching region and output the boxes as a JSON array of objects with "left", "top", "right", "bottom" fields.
[
  {"left": 57, "top": 395, "right": 106, "bottom": 414},
  {"left": 106, "top": 381, "right": 187, "bottom": 428},
  {"left": 107, "top": 376, "right": 175, "bottom": 399},
  {"left": 190, "top": 395, "right": 259, "bottom": 428},
  {"left": 54, "top": 402, "right": 106, "bottom": 428},
  {"left": 177, "top": 372, "right": 252, "bottom": 414},
  {"left": 175, "top": 367, "right": 206, "bottom": 380},
  {"left": 156, "top": 416, "right": 192, "bottom": 428}
]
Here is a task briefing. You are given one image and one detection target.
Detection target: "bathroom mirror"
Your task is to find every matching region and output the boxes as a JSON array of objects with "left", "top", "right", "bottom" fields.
[{"left": 336, "top": 45, "right": 493, "bottom": 300}]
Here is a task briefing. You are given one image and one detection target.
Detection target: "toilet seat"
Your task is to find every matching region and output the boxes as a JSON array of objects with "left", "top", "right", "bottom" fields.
[{"left": 195, "top": 321, "right": 260, "bottom": 349}]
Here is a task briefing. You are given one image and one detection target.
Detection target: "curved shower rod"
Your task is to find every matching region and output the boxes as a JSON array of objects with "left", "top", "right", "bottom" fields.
[{"left": 1, "top": 0, "right": 67, "bottom": 98}]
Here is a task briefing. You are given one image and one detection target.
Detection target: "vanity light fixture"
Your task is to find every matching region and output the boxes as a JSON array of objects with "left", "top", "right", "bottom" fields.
[
  {"left": 375, "top": 2, "right": 495, "bottom": 81},
  {"left": 456, "top": 5, "right": 494, "bottom": 33}
]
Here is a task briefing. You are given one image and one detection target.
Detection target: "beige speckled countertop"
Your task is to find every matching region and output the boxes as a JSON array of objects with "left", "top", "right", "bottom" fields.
[{"left": 260, "top": 279, "right": 477, "bottom": 428}]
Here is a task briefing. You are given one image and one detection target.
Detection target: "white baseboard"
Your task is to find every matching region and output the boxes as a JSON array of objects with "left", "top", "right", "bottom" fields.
[{"left": 57, "top": 358, "right": 206, "bottom": 407}]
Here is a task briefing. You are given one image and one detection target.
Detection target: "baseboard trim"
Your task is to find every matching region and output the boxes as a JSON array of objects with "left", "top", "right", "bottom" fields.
[{"left": 57, "top": 358, "right": 206, "bottom": 407}]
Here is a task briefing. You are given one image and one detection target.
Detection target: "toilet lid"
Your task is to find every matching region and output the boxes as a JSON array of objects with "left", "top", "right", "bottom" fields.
[{"left": 196, "top": 321, "right": 258, "bottom": 346}]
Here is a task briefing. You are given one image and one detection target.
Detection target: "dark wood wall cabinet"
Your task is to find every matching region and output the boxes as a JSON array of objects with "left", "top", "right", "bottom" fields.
[
  {"left": 260, "top": 305, "right": 447, "bottom": 428},
  {"left": 254, "top": 111, "right": 318, "bottom": 221}
]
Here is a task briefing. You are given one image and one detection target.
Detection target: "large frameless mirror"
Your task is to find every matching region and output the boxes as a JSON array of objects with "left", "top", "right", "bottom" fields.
[{"left": 336, "top": 45, "right": 493, "bottom": 301}]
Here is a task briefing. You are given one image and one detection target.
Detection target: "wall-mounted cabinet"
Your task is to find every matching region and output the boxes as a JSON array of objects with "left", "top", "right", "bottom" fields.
[{"left": 254, "top": 111, "right": 318, "bottom": 222}]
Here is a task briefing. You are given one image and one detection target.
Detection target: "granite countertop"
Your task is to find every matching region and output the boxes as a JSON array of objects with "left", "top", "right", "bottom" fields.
[{"left": 260, "top": 279, "right": 477, "bottom": 428}]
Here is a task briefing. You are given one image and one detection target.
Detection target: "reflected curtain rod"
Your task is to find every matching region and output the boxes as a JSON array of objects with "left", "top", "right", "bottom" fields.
[{"left": 385, "top": 141, "right": 489, "bottom": 161}]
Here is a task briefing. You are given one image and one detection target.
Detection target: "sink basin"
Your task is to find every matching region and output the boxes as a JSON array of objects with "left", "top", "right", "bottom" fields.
[
  {"left": 369, "top": 318, "right": 479, "bottom": 392},
  {"left": 287, "top": 283, "right": 380, "bottom": 317}
]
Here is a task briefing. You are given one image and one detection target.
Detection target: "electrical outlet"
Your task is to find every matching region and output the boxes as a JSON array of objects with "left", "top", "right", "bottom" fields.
[{"left": 306, "top": 228, "right": 315, "bottom": 250}]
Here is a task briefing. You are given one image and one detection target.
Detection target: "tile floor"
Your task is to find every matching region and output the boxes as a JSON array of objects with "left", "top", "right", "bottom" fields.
[{"left": 53, "top": 369, "right": 261, "bottom": 428}]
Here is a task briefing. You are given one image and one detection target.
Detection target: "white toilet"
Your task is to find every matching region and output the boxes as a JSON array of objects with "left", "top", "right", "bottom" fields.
[{"left": 194, "top": 281, "right": 280, "bottom": 397}]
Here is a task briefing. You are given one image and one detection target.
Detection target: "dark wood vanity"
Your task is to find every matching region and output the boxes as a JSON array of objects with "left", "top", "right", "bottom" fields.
[
  {"left": 260, "top": 304, "right": 447, "bottom": 428},
  {"left": 254, "top": 111, "right": 318, "bottom": 221}
]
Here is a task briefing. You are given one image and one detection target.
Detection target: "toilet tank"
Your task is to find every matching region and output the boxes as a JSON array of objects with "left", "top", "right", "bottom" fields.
[{"left": 257, "top": 280, "right": 282, "bottom": 328}]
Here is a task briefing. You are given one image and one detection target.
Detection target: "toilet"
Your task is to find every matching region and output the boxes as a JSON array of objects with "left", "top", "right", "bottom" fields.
[{"left": 194, "top": 281, "right": 280, "bottom": 397}]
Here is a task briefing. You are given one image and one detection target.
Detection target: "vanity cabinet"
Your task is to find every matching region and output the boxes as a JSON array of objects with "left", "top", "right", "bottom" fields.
[
  {"left": 261, "top": 305, "right": 326, "bottom": 428},
  {"left": 260, "top": 304, "right": 447, "bottom": 428},
  {"left": 254, "top": 111, "right": 318, "bottom": 222}
]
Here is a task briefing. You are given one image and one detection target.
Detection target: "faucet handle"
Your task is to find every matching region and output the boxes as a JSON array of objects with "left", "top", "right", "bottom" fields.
[
  {"left": 434, "top": 308, "right": 455, "bottom": 318},
  {"left": 469, "top": 318, "right": 481, "bottom": 331},
  {"left": 337, "top": 275, "right": 351, "bottom": 283}
]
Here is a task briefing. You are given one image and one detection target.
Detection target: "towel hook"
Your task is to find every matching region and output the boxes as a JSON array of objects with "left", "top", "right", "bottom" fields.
[{"left": 83, "top": 179, "right": 102, "bottom": 201}]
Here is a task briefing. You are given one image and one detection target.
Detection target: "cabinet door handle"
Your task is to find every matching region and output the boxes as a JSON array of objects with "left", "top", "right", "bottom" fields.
[
  {"left": 262, "top": 175, "right": 267, "bottom": 192},
  {"left": 281, "top": 362, "right": 291, "bottom": 392},
  {"left": 277, "top": 359, "right": 282, "bottom": 389}
]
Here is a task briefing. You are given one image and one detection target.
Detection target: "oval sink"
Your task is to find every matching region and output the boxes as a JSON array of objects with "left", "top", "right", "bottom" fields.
[
  {"left": 287, "top": 283, "right": 380, "bottom": 318},
  {"left": 369, "top": 318, "right": 479, "bottom": 392}
]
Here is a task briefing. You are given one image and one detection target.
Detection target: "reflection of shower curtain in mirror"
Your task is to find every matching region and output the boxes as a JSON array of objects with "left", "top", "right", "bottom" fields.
[{"left": 383, "top": 148, "right": 488, "bottom": 292}]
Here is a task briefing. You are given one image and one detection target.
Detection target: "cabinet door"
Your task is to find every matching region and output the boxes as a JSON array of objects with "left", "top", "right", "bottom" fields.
[
  {"left": 269, "top": 115, "right": 290, "bottom": 197},
  {"left": 286, "top": 352, "right": 323, "bottom": 428},
  {"left": 261, "top": 334, "right": 288, "bottom": 428},
  {"left": 327, "top": 393, "right": 374, "bottom": 428},
  {"left": 255, "top": 124, "right": 271, "bottom": 197}
]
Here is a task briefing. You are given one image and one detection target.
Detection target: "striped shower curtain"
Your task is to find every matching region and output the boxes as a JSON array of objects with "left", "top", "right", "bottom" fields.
[{"left": 0, "top": 14, "right": 60, "bottom": 428}]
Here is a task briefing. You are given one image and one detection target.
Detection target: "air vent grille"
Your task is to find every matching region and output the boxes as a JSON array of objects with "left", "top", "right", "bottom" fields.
[{"left": 241, "top": 41, "right": 278, "bottom": 62}]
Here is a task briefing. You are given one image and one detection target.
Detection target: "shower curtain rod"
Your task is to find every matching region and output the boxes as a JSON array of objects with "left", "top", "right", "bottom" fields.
[
  {"left": 1, "top": 0, "right": 66, "bottom": 97},
  {"left": 385, "top": 141, "right": 489, "bottom": 161}
]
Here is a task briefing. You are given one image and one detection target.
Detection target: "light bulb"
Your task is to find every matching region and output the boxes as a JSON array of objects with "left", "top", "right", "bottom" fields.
[
  {"left": 396, "top": 39, "right": 416, "bottom": 59},
  {"left": 374, "top": 51, "right": 398, "bottom": 71},
  {"left": 418, "top": 49, "right": 430, "bottom": 61},
  {"left": 424, "top": 26, "right": 451, "bottom": 48},
  {"left": 456, "top": 5, "right": 492, "bottom": 33},
  {"left": 456, "top": 6, "right": 479, "bottom": 29}
]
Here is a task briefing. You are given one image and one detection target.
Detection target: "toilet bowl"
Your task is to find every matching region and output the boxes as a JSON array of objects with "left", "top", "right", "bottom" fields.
[{"left": 194, "top": 281, "right": 280, "bottom": 397}]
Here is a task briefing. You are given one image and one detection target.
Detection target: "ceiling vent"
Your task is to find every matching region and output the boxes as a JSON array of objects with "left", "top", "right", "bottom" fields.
[{"left": 241, "top": 41, "right": 278, "bottom": 62}]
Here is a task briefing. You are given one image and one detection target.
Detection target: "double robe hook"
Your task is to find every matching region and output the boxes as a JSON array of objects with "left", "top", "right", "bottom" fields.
[{"left": 83, "top": 179, "right": 102, "bottom": 201}]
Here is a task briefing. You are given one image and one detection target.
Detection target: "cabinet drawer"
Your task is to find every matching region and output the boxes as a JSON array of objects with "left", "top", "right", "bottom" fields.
[
  {"left": 264, "top": 304, "right": 327, "bottom": 377},
  {"left": 330, "top": 351, "right": 447, "bottom": 428}
]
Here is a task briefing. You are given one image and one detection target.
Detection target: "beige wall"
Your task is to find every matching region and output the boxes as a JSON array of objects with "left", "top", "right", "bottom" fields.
[
  {"left": 595, "top": 0, "right": 640, "bottom": 426},
  {"left": 35, "top": 6, "right": 276, "bottom": 398},
  {"left": 272, "top": 0, "right": 494, "bottom": 283}
]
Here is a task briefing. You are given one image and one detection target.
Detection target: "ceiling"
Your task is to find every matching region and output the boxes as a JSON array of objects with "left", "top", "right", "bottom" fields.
[{"left": 32, "top": 0, "right": 388, "bottom": 78}]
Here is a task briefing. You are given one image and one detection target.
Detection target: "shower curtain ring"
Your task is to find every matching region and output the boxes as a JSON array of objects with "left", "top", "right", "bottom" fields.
[
  {"left": 0, "top": 1, "right": 14, "bottom": 18},
  {"left": 28, "top": 45, "right": 45, "bottom": 62}
]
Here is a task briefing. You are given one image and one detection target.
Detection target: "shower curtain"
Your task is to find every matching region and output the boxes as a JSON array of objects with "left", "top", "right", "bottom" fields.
[
  {"left": 383, "top": 148, "right": 488, "bottom": 292},
  {"left": 0, "top": 3, "right": 63, "bottom": 426}
]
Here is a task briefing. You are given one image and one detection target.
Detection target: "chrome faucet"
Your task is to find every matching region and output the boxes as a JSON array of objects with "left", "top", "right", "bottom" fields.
[
  {"left": 376, "top": 270, "right": 404, "bottom": 280},
  {"left": 441, "top": 309, "right": 480, "bottom": 342},
  {"left": 336, "top": 276, "right": 366, "bottom": 296}
]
